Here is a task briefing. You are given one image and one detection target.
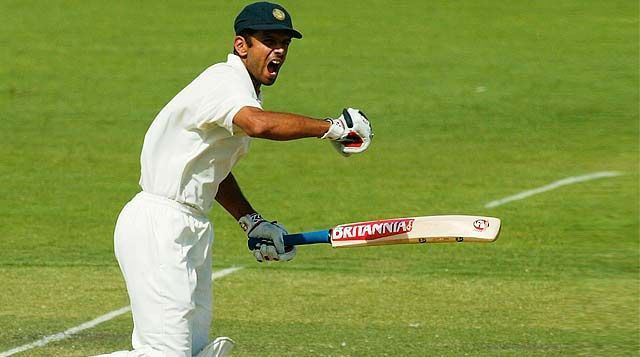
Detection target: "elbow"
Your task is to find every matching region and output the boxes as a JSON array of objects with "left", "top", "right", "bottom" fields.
[
  {"left": 242, "top": 115, "right": 273, "bottom": 139},
  {"left": 242, "top": 119, "right": 271, "bottom": 138}
]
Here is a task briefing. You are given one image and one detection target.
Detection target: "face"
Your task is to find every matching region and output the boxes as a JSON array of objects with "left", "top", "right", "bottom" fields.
[{"left": 234, "top": 30, "right": 292, "bottom": 88}]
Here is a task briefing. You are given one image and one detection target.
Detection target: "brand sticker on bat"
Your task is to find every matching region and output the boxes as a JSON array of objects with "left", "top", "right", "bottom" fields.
[
  {"left": 332, "top": 219, "right": 415, "bottom": 241},
  {"left": 473, "top": 219, "right": 490, "bottom": 231}
]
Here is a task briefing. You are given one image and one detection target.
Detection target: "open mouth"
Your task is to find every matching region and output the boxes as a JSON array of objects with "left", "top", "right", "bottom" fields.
[{"left": 267, "top": 59, "right": 282, "bottom": 76}]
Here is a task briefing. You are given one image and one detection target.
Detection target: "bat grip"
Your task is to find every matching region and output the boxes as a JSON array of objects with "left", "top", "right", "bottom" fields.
[{"left": 247, "top": 230, "right": 330, "bottom": 250}]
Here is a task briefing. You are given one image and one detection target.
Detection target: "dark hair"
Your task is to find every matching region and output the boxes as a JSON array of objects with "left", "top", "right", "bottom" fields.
[{"left": 233, "top": 29, "right": 257, "bottom": 55}]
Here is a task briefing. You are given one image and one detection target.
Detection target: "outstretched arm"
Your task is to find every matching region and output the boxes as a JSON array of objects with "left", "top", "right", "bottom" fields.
[
  {"left": 233, "top": 106, "right": 373, "bottom": 156},
  {"left": 233, "top": 106, "right": 330, "bottom": 140}
]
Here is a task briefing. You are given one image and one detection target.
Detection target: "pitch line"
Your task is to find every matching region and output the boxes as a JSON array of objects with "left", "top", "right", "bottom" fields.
[
  {"left": 485, "top": 171, "right": 623, "bottom": 208},
  {"left": 0, "top": 266, "right": 243, "bottom": 357}
]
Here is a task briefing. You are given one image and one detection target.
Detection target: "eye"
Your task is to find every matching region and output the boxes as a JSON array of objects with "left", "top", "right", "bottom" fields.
[{"left": 262, "top": 38, "right": 275, "bottom": 46}]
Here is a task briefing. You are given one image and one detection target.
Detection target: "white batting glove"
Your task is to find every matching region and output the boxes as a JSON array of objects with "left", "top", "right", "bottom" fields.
[
  {"left": 239, "top": 213, "right": 296, "bottom": 262},
  {"left": 321, "top": 108, "right": 373, "bottom": 156}
]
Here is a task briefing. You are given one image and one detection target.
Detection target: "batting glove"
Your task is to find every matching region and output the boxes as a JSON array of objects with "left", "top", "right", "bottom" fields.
[
  {"left": 239, "top": 213, "right": 296, "bottom": 262},
  {"left": 321, "top": 108, "right": 373, "bottom": 156}
]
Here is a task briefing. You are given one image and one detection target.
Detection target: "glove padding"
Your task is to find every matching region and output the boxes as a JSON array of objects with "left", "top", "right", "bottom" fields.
[
  {"left": 322, "top": 108, "right": 373, "bottom": 156},
  {"left": 239, "top": 213, "right": 296, "bottom": 262}
]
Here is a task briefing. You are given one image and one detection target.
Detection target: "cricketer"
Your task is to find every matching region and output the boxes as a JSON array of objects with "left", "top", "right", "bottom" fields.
[{"left": 93, "top": 2, "right": 373, "bottom": 357}]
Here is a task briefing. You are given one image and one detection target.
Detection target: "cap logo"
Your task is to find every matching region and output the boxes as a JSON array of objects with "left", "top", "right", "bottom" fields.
[{"left": 272, "top": 8, "right": 286, "bottom": 21}]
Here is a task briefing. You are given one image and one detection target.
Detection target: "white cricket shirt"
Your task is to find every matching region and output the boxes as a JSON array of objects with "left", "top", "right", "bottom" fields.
[{"left": 139, "top": 54, "right": 262, "bottom": 214}]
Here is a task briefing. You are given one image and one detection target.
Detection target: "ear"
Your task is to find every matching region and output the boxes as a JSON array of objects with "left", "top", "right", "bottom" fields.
[{"left": 234, "top": 36, "right": 249, "bottom": 57}]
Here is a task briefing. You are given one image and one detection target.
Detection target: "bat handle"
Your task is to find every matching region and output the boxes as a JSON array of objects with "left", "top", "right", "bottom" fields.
[{"left": 247, "top": 230, "right": 331, "bottom": 250}]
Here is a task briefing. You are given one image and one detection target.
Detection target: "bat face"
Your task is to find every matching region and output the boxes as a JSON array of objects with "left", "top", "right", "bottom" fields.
[
  {"left": 331, "top": 218, "right": 415, "bottom": 241},
  {"left": 329, "top": 215, "right": 501, "bottom": 248}
]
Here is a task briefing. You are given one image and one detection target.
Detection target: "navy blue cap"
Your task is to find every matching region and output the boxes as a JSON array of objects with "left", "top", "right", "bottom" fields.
[{"left": 234, "top": 2, "right": 302, "bottom": 39}]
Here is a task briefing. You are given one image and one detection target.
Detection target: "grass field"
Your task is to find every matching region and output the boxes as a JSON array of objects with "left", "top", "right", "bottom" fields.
[{"left": 1, "top": 0, "right": 638, "bottom": 356}]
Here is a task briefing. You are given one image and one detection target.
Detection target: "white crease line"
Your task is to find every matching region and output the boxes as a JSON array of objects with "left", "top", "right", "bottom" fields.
[
  {"left": 211, "top": 266, "right": 243, "bottom": 281},
  {"left": 0, "top": 266, "right": 243, "bottom": 357},
  {"left": 485, "top": 171, "right": 623, "bottom": 208}
]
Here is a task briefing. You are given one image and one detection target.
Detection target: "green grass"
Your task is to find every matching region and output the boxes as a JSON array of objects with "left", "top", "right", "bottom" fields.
[{"left": 1, "top": 0, "right": 638, "bottom": 356}]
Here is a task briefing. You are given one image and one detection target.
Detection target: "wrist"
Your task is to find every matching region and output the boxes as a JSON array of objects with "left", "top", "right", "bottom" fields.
[
  {"left": 238, "top": 213, "right": 263, "bottom": 233},
  {"left": 320, "top": 119, "right": 345, "bottom": 140}
]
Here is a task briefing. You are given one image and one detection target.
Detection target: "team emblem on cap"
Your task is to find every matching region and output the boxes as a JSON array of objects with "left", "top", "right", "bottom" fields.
[{"left": 272, "top": 8, "right": 286, "bottom": 21}]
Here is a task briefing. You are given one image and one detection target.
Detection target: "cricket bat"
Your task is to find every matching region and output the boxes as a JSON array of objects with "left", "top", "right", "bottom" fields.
[{"left": 248, "top": 215, "right": 501, "bottom": 249}]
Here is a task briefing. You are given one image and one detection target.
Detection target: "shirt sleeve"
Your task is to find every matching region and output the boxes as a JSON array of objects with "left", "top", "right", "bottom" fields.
[{"left": 195, "top": 76, "right": 262, "bottom": 134}]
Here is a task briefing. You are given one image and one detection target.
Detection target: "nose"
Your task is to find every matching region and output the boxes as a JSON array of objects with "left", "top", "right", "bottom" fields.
[{"left": 276, "top": 40, "right": 289, "bottom": 52}]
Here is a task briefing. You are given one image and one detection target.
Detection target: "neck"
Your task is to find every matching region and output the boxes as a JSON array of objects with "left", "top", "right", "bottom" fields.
[
  {"left": 239, "top": 57, "right": 261, "bottom": 95},
  {"left": 251, "top": 78, "right": 261, "bottom": 95}
]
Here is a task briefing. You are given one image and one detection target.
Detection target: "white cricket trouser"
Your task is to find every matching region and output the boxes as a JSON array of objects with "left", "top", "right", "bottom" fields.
[{"left": 113, "top": 191, "right": 213, "bottom": 356}]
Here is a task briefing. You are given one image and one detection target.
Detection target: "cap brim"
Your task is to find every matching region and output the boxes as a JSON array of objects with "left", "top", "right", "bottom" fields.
[{"left": 241, "top": 24, "right": 303, "bottom": 39}]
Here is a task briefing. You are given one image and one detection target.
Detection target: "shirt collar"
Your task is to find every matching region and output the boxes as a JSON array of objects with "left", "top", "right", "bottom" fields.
[{"left": 226, "top": 54, "right": 262, "bottom": 100}]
